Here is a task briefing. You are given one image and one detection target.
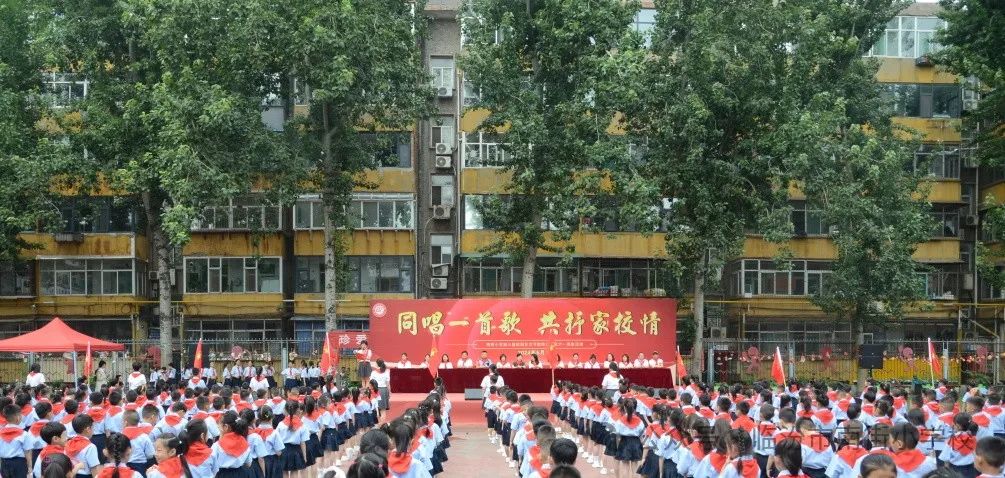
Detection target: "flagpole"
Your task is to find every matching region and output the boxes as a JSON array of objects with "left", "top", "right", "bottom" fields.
[{"left": 928, "top": 338, "right": 936, "bottom": 388}]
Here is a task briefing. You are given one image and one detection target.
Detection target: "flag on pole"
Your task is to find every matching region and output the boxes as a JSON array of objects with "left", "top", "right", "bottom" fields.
[
  {"left": 193, "top": 338, "right": 204, "bottom": 370},
  {"left": 928, "top": 338, "right": 942, "bottom": 379},
  {"left": 320, "top": 333, "right": 335, "bottom": 375},
  {"left": 771, "top": 346, "right": 786, "bottom": 386},
  {"left": 675, "top": 346, "right": 688, "bottom": 381},
  {"left": 546, "top": 341, "right": 557, "bottom": 368},
  {"left": 427, "top": 335, "right": 439, "bottom": 379},
  {"left": 84, "top": 341, "right": 93, "bottom": 377}
]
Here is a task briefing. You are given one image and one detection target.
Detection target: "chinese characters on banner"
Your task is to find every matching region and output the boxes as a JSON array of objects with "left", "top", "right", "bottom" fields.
[
  {"left": 327, "top": 331, "right": 370, "bottom": 350},
  {"left": 368, "top": 298, "right": 677, "bottom": 364}
]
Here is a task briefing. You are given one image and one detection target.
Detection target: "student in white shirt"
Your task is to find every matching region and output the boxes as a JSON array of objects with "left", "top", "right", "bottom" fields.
[
  {"left": 148, "top": 367, "right": 162, "bottom": 384},
  {"left": 25, "top": 363, "right": 45, "bottom": 387},
  {"left": 126, "top": 363, "right": 147, "bottom": 391},
  {"left": 456, "top": 351, "right": 474, "bottom": 368},
  {"left": 249, "top": 368, "right": 270, "bottom": 393},
  {"left": 201, "top": 366, "right": 217, "bottom": 386},
  {"left": 396, "top": 353, "right": 413, "bottom": 369},
  {"left": 479, "top": 365, "right": 504, "bottom": 397},
  {"left": 601, "top": 364, "right": 622, "bottom": 398}
]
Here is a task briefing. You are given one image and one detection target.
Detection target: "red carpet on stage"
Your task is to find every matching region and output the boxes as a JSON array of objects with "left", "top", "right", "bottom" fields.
[{"left": 390, "top": 393, "right": 551, "bottom": 425}]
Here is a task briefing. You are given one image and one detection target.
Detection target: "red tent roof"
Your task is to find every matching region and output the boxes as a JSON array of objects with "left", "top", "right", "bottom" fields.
[{"left": 0, "top": 317, "right": 125, "bottom": 352}]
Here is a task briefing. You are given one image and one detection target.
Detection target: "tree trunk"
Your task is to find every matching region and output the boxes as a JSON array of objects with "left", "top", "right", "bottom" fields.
[
  {"left": 323, "top": 200, "right": 340, "bottom": 331},
  {"left": 856, "top": 320, "right": 867, "bottom": 389},
  {"left": 142, "top": 193, "right": 173, "bottom": 367},
  {"left": 692, "top": 266, "right": 705, "bottom": 376},
  {"left": 521, "top": 245, "right": 537, "bottom": 299}
]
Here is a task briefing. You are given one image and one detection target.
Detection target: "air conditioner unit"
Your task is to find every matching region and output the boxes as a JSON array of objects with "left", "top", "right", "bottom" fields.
[
  {"left": 53, "top": 232, "right": 84, "bottom": 243},
  {"left": 434, "top": 156, "right": 452, "bottom": 169},
  {"left": 915, "top": 56, "right": 934, "bottom": 67},
  {"left": 148, "top": 270, "right": 177, "bottom": 286},
  {"left": 965, "top": 214, "right": 978, "bottom": 226},
  {"left": 432, "top": 264, "right": 450, "bottom": 277},
  {"left": 432, "top": 205, "right": 452, "bottom": 220},
  {"left": 964, "top": 273, "right": 974, "bottom": 290},
  {"left": 430, "top": 277, "right": 448, "bottom": 290},
  {"left": 435, "top": 143, "right": 453, "bottom": 155},
  {"left": 708, "top": 327, "right": 727, "bottom": 340},
  {"left": 742, "top": 292, "right": 753, "bottom": 299},
  {"left": 437, "top": 87, "right": 453, "bottom": 98}
]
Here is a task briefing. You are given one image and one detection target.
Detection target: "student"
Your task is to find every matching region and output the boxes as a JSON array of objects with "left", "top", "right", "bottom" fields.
[
  {"left": 975, "top": 436, "right": 1005, "bottom": 478},
  {"left": 145, "top": 434, "right": 188, "bottom": 478},
  {"left": 753, "top": 404, "right": 777, "bottom": 476},
  {"left": 98, "top": 432, "right": 143, "bottom": 477},
  {"left": 387, "top": 420, "right": 430, "bottom": 478},
  {"left": 797, "top": 417, "right": 833, "bottom": 478},
  {"left": 348, "top": 452, "right": 389, "bottom": 478},
  {"left": 1, "top": 403, "right": 32, "bottom": 478},
  {"left": 29, "top": 401, "right": 54, "bottom": 470},
  {"left": 212, "top": 411, "right": 252, "bottom": 478},
  {"left": 26, "top": 363, "right": 46, "bottom": 388},
  {"left": 857, "top": 453, "right": 897, "bottom": 478},
  {"left": 887, "top": 423, "right": 936, "bottom": 478},
  {"left": 720, "top": 428, "right": 759, "bottom": 478},
  {"left": 120, "top": 410, "right": 154, "bottom": 475},
  {"left": 153, "top": 403, "right": 189, "bottom": 441},
  {"left": 941, "top": 412, "right": 979, "bottom": 478},
  {"left": 277, "top": 401, "right": 308, "bottom": 472},
  {"left": 692, "top": 418, "right": 732, "bottom": 478},
  {"left": 252, "top": 407, "right": 282, "bottom": 478},
  {"left": 178, "top": 420, "right": 216, "bottom": 478},
  {"left": 39, "top": 453, "right": 79, "bottom": 478},
  {"left": 86, "top": 392, "right": 108, "bottom": 460},
  {"left": 126, "top": 363, "right": 147, "bottom": 392},
  {"left": 771, "top": 438, "right": 808, "bottom": 478},
  {"left": 67, "top": 414, "right": 102, "bottom": 477},
  {"left": 824, "top": 421, "right": 867, "bottom": 478},
  {"left": 33, "top": 422, "right": 68, "bottom": 478},
  {"left": 674, "top": 415, "right": 711, "bottom": 478}
]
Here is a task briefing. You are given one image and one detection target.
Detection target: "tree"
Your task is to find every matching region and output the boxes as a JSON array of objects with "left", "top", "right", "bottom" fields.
[
  {"left": 935, "top": 1, "right": 1005, "bottom": 292},
  {"left": 37, "top": 0, "right": 286, "bottom": 364},
  {"left": 0, "top": 0, "right": 73, "bottom": 261},
  {"left": 267, "top": 0, "right": 432, "bottom": 329},
  {"left": 460, "top": 0, "right": 645, "bottom": 298}
]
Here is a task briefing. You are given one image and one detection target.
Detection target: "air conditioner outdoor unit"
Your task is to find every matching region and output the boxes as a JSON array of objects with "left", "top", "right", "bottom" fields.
[
  {"left": 964, "top": 273, "right": 974, "bottom": 290},
  {"left": 437, "top": 87, "right": 453, "bottom": 98},
  {"left": 430, "top": 277, "right": 448, "bottom": 290},
  {"left": 432, "top": 205, "right": 452, "bottom": 220},
  {"left": 432, "top": 264, "right": 450, "bottom": 277},
  {"left": 434, "top": 156, "right": 452, "bottom": 169},
  {"left": 53, "top": 232, "right": 84, "bottom": 243},
  {"left": 915, "top": 56, "right": 934, "bottom": 67},
  {"left": 435, "top": 143, "right": 453, "bottom": 155},
  {"left": 708, "top": 327, "right": 727, "bottom": 339},
  {"left": 966, "top": 214, "right": 978, "bottom": 226}
]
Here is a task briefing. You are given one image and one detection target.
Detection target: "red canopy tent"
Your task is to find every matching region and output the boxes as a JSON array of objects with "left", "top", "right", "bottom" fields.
[{"left": 0, "top": 317, "right": 125, "bottom": 352}]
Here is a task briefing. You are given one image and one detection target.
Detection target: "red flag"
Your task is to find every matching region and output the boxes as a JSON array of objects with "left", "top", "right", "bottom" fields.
[
  {"left": 546, "top": 341, "right": 557, "bottom": 368},
  {"left": 193, "top": 338, "right": 203, "bottom": 370},
  {"left": 771, "top": 347, "right": 786, "bottom": 386},
  {"left": 427, "top": 335, "right": 439, "bottom": 379},
  {"left": 928, "top": 338, "right": 942, "bottom": 379},
  {"left": 84, "top": 341, "right": 93, "bottom": 377},
  {"left": 675, "top": 346, "right": 687, "bottom": 379},
  {"left": 320, "top": 333, "right": 334, "bottom": 375}
]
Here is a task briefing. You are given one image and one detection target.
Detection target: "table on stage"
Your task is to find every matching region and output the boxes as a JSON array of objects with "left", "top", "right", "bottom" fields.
[{"left": 389, "top": 367, "right": 674, "bottom": 393}]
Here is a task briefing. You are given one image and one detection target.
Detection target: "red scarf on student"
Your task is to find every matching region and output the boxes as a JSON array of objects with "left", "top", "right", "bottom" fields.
[
  {"left": 949, "top": 433, "right": 977, "bottom": 455},
  {"left": 893, "top": 449, "right": 928, "bottom": 472},
  {"left": 284, "top": 416, "right": 302, "bottom": 431},
  {"left": 39, "top": 444, "right": 63, "bottom": 460},
  {"left": 709, "top": 451, "right": 729, "bottom": 473},
  {"left": 185, "top": 441, "right": 213, "bottom": 465},
  {"left": 154, "top": 457, "right": 185, "bottom": 478},
  {"left": 29, "top": 419, "right": 49, "bottom": 437},
  {"left": 218, "top": 432, "right": 250, "bottom": 457},
  {"left": 66, "top": 435, "right": 92, "bottom": 456},
  {"left": 0, "top": 426, "right": 23, "bottom": 443},
  {"left": 837, "top": 445, "right": 868, "bottom": 467},
  {"left": 164, "top": 414, "right": 183, "bottom": 427},
  {"left": 122, "top": 426, "right": 147, "bottom": 440},
  {"left": 254, "top": 427, "right": 275, "bottom": 440},
  {"left": 97, "top": 466, "right": 135, "bottom": 478},
  {"left": 388, "top": 451, "right": 413, "bottom": 474}
]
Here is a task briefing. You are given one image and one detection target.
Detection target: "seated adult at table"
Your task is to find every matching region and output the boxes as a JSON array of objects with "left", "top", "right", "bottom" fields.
[
  {"left": 418, "top": 354, "right": 430, "bottom": 369},
  {"left": 603, "top": 353, "right": 616, "bottom": 369},
  {"left": 633, "top": 352, "right": 648, "bottom": 368},
  {"left": 650, "top": 351, "right": 664, "bottom": 367},
  {"left": 396, "top": 353, "right": 412, "bottom": 369},
  {"left": 619, "top": 354, "right": 633, "bottom": 368},
  {"left": 584, "top": 354, "right": 602, "bottom": 369},
  {"left": 456, "top": 351, "right": 474, "bottom": 368},
  {"left": 478, "top": 350, "right": 493, "bottom": 368},
  {"left": 512, "top": 353, "right": 526, "bottom": 368},
  {"left": 439, "top": 354, "right": 454, "bottom": 369},
  {"left": 497, "top": 354, "right": 511, "bottom": 368},
  {"left": 553, "top": 354, "right": 565, "bottom": 368},
  {"left": 567, "top": 353, "right": 583, "bottom": 368},
  {"left": 527, "top": 354, "right": 543, "bottom": 369}
]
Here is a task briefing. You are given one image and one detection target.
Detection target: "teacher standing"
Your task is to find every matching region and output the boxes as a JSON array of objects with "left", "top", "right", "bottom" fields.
[
  {"left": 355, "top": 340, "right": 373, "bottom": 383},
  {"left": 372, "top": 359, "right": 391, "bottom": 412}
]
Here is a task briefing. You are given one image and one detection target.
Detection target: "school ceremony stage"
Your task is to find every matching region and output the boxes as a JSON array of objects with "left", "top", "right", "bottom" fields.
[{"left": 390, "top": 367, "right": 675, "bottom": 393}]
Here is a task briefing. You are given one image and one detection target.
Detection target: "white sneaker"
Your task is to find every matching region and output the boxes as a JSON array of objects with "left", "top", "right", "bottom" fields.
[
  {"left": 600, "top": 468, "right": 608, "bottom": 475},
  {"left": 582, "top": 451, "right": 590, "bottom": 458},
  {"left": 586, "top": 456, "right": 595, "bottom": 464},
  {"left": 593, "top": 461, "right": 602, "bottom": 469},
  {"left": 508, "top": 461, "right": 516, "bottom": 468}
]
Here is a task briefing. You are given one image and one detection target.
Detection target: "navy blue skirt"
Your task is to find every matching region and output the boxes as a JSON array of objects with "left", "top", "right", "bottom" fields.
[
  {"left": 281, "top": 443, "right": 307, "bottom": 471},
  {"left": 322, "top": 428, "right": 339, "bottom": 451},
  {"left": 604, "top": 431, "right": 619, "bottom": 457},
  {"left": 551, "top": 401, "right": 561, "bottom": 415},
  {"left": 486, "top": 409, "right": 497, "bottom": 429},
  {"left": 91, "top": 433, "right": 106, "bottom": 463},
  {"left": 337, "top": 422, "right": 352, "bottom": 441},
  {"left": 637, "top": 448, "right": 660, "bottom": 478},
  {"left": 616, "top": 435, "right": 643, "bottom": 462},
  {"left": 950, "top": 464, "right": 978, "bottom": 478},
  {"left": 306, "top": 432, "right": 323, "bottom": 464},
  {"left": 217, "top": 466, "right": 253, "bottom": 478},
  {"left": 1, "top": 457, "right": 27, "bottom": 478},
  {"left": 263, "top": 455, "right": 283, "bottom": 478},
  {"left": 127, "top": 460, "right": 153, "bottom": 476},
  {"left": 250, "top": 458, "right": 265, "bottom": 478}
]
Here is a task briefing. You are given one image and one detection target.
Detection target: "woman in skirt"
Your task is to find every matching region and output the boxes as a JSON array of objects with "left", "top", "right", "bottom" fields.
[
  {"left": 355, "top": 340, "right": 373, "bottom": 383},
  {"left": 239, "top": 409, "right": 266, "bottom": 478},
  {"left": 614, "top": 398, "right": 645, "bottom": 478},
  {"left": 276, "top": 401, "right": 308, "bottom": 472},
  {"left": 372, "top": 359, "right": 391, "bottom": 415}
]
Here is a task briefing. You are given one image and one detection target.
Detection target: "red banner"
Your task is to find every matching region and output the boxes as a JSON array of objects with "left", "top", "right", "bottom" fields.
[
  {"left": 368, "top": 298, "right": 677, "bottom": 366},
  {"left": 328, "top": 331, "right": 370, "bottom": 350}
]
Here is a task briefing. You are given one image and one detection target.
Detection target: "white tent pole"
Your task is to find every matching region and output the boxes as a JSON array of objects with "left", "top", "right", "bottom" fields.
[{"left": 72, "top": 351, "right": 78, "bottom": 388}]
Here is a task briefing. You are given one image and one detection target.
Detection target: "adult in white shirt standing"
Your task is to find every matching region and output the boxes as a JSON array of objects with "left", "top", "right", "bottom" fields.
[
  {"left": 372, "top": 359, "right": 391, "bottom": 413},
  {"left": 456, "top": 351, "right": 474, "bottom": 368},
  {"left": 601, "top": 363, "right": 622, "bottom": 398},
  {"left": 25, "top": 363, "right": 45, "bottom": 387},
  {"left": 396, "top": 353, "right": 413, "bottom": 369},
  {"left": 126, "top": 362, "right": 147, "bottom": 391},
  {"left": 201, "top": 365, "right": 217, "bottom": 386}
]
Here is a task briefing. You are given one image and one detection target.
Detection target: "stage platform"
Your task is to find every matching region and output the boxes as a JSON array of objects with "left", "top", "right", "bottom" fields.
[{"left": 391, "top": 392, "right": 551, "bottom": 425}]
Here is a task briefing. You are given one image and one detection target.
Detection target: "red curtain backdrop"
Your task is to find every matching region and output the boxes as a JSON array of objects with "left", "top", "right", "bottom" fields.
[{"left": 389, "top": 368, "right": 674, "bottom": 393}]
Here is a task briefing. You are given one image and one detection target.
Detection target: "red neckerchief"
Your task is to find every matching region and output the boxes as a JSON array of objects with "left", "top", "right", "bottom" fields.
[
  {"left": 729, "top": 458, "right": 760, "bottom": 478},
  {"left": 98, "top": 466, "right": 134, "bottom": 478},
  {"left": 193, "top": 411, "right": 210, "bottom": 421},
  {"left": 388, "top": 451, "right": 413, "bottom": 474},
  {"left": 271, "top": 397, "right": 284, "bottom": 405},
  {"left": 155, "top": 457, "right": 185, "bottom": 478},
  {"left": 60, "top": 413, "right": 75, "bottom": 425},
  {"left": 122, "top": 426, "right": 148, "bottom": 440},
  {"left": 757, "top": 422, "right": 777, "bottom": 436},
  {"left": 918, "top": 426, "right": 933, "bottom": 444},
  {"left": 949, "top": 433, "right": 977, "bottom": 455},
  {"left": 254, "top": 427, "right": 275, "bottom": 439},
  {"left": 837, "top": 445, "right": 867, "bottom": 467},
  {"left": 0, "top": 426, "right": 22, "bottom": 443},
  {"left": 698, "top": 408, "right": 714, "bottom": 419},
  {"left": 51, "top": 402, "right": 64, "bottom": 415},
  {"left": 66, "top": 435, "right": 92, "bottom": 456},
  {"left": 20, "top": 404, "right": 32, "bottom": 417},
  {"left": 164, "top": 414, "right": 183, "bottom": 426},
  {"left": 814, "top": 409, "right": 834, "bottom": 423},
  {"left": 987, "top": 406, "right": 1004, "bottom": 417},
  {"left": 893, "top": 449, "right": 927, "bottom": 472},
  {"left": 734, "top": 415, "right": 755, "bottom": 433},
  {"left": 284, "top": 416, "right": 302, "bottom": 431},
  {"left": 709, "top": 451, "right": 728, "bottom": 473},
  {"left": 802, "top": 433, "right": 830, "bottom": 452},
  {"left": 836, "top": 399, "right": 850, "bottom": 412},
  {"left": 973, "top": 413, "right": 992, "bottom": 428},
  {"left": 861, "top": 404, "right": 875, "bottom": 415},
  {"left": 218, "top": 432, "right": 249, "bottom": 457},
  {"left": 136, "top": 396, "right": 147, "bottom": 406},
  {"left": 620, "top": 414, "right": 642, "bottom": 428},
  {"left": 714, "top": 412, "right": 732, "bottom": 422},
  {"left": 39, "top": 444, "right": 63, "bottom": 460},
  {"left": 29, "top": 419, "right": 49, "bottom": 437},
  {"left": 124, "top": 404, "right": 139, "bottom": 412},
  {"left": 185, "top": 441, "right": 212, "bottom": 465},
  {"left": 893, "top": 397, "right": 906, "bottom": 410},
  {"left": 688, "top": 442, "right": 706, "bottom": 461}
]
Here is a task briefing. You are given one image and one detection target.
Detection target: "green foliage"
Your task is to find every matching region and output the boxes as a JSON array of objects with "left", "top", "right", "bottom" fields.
[{"left": 460, "top": 0, "right": 647, "bottom": 267}]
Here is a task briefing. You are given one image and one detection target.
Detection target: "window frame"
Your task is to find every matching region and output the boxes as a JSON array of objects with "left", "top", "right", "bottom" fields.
[
  {"left": 183, "top": 256, "right": 282, "bottom": 294},
  {"left": 39, "top": 258, "right": 136, "bottom": 296}
]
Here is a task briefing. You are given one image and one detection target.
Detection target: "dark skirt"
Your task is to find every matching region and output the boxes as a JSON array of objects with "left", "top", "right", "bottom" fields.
[
  {"left": 322, "top": 428, "right": 339, "bottom": 451},
  {"left": 272, "top": 414, "right": 284, "bottom": 428},
  {"left": 358, "top": 361, "right": 372, "bottom": 380},
  {"left": 217, "top": 466, "right": 254, "bottom": 478},
  {"left": 264, "top": 455, "right": 283, "bottom": 478},
  {"left": 127, "top": 460, "right": 153, "bottom": 476},
  {"left": 802, "top": 467, "right": 827, "bottom": 478},
  {"left": 250, "top": 458, "right": 265, "bottom": 478},
  {"left": 604, "top": 431, "right": 619, "bottom": 457},
  {"left": 486, "top": 409, "right": 497, "bottom": 429},
  {"left": 91, "top": 433, "right": 106, "bottom": 463},
  {"left": 501, "top": 424, "right": 512, "bottom": 446},
  {"left": 616, "top": 435, "right": 643, "bottom": 462},
  {"left": 1, "top": 457, "right": 27, "bottom": 478},
  {"left": 662, "top": 457, "right": 678, "bottom": 478},
  {"left": 551, "top": 401, "right": 561, "bottom": 415},
  {"left": 637, "top": 448, "right": 660, "bottom": 478},
  {"left": 281, "top": 443, "right": 307, "bottom": 471},
  {"left": 306, "top": 432, "right": 323, "bottom": 464},
  {"left": 284, "top": 378, "right": 299, "bottom": 390},
  {"left": 755, "top": 454, "right": 769, "bottom": 478},
  {"left": 950, "top": 464, "right": 978, "bottom": 478},
  {"left": 337, "top": 422, "right": 352, "bottom": 441}
]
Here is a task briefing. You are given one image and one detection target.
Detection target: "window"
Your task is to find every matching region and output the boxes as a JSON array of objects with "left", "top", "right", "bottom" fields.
[
  {"left": 462, "top": 78, "right": 481, "bottom": 107},
  {"left": 463, "top": 258, "right": 579, "bottom": 294},
  {"left": 431, "top": 116, "right": 455, "bottom": 148},
  {"left": 361, "top": 132, "right": 411, "bottom": 168},
  {"left": 884, "top": 84, "right": 961, "bottom": 118},
  {"left": 633, "top": 9, "right": 657, "bottom": 46},
  {"left": 464, "top": 195, "right": 486, "bottom": 230},
  {"left": 294, "top": 194, "right": 414, "bottom": 230},
  {"left": 55, "top": 197, "right": 138, "bottom": 233},
  {"left": 430, "top": 235, "right": 453, "bottom": 266},
  {"left": 731, "top": 260, "right": 831, "bottom": 297},
  {"left": 184, "top": 257, "right": 281, "bottom": 293},
  {"left": 42, "top": 72, "right": 88, "bottom": 107},
  {"left": 915, "top": 144, "right": 961, "bottom": 179},
  {"left": 464, "top": 259, "right": 512, "bottom": 293},
  {"left": 581, "top": 259, "right": 671, "bottom": 297},
  {"left": 431, "top": 176, "right": 455, "bottom": 207},
  {"left": 194, "top": 196, "right": 281, "bottom": 231},
  {"left": 463, "top": 132, "right": 510, "bottom": 167},
  {"left": 40, "top": 259, "right": 135, "bottom": 296},
  {"left": 931, "top": 211, "right": 959, "bottom": 238},
  {"left": 918, "top": 268, "right": 960, "bottom": 300},
  {"left": 0, "top": 262, "right": 34, "bottom": 297},
  {"left": 295, "top": 256, "right": 325, "bottom": 293},
  {"left": 346, "top": 256, "right": 413, "bottom": 293},
  {"left": 185, "top": 319, "right": 282, "bottom": 345},
  {"left": 869, "top": 16, "right": 946, "bottom": 58},
  {"left": 430, "top": 58, "right": 455, "bottom": 93},
  {"left": 790, "top": 203, "right": 829, "bottom": 235}
]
